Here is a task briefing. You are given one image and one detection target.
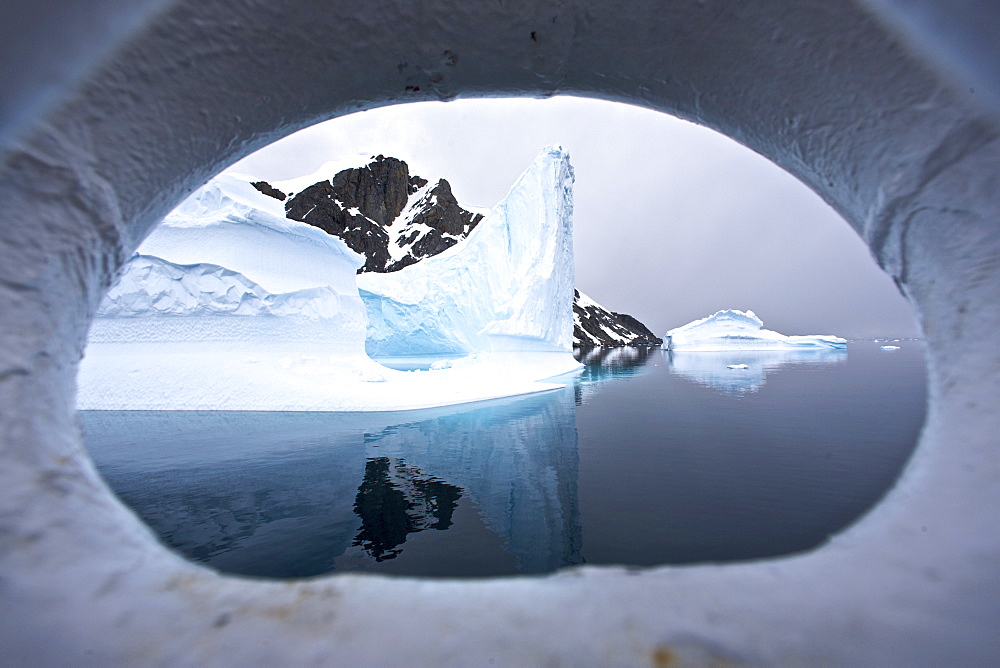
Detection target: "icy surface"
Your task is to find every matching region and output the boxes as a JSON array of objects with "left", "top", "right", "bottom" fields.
[
  {"left": 78, "top": 158, "right": 581, "bottom": 411},
  {"left": 662, "top": 309, "right": 847, "bottom": 351},
  {"left": 359, "top": 146, "right": 577, "bottom": 356},
  {"left": 881, "top": 345, "right": 901, "bottom": 350}
]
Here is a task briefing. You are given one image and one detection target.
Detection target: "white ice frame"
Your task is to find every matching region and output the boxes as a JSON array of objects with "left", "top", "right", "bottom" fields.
[{"left": 1, "top": 1, "right": 998, "bottom": 664}]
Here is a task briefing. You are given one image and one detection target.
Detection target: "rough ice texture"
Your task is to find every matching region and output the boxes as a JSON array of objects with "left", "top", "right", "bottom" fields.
[
  {"left": 662, "top": 309, "right": 847, "bottom": 351},
  {"left": 358, "top": 146, "right": 578, "bottom": 357},
  {"left": 78, "top": 163, "right": 580, "bottom": 411}
]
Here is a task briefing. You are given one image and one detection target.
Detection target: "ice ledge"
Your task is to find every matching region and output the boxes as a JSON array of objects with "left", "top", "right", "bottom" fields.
[{"left": 77, "top": 347, "right": 582, "bottom": 411}]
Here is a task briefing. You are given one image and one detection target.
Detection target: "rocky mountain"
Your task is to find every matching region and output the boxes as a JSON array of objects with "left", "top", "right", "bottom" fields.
[
  {"left": 254, "top": 155, "right": 482, "bottom": 273},
  {"left": 252, "top": 155, "right": 659, "bottom": 348},
  {"left": 573, "top": 290, "right": 662, "bottom": 348}
]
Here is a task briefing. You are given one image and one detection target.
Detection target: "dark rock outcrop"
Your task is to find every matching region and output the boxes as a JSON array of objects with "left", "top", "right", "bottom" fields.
[
  {"left": 573, "top": 290, "right": 662, "bottom": 348},
  {"left": 251, "top": 181, "right": 286, "bottom": 200},
  {"left": 283, "top": 155, "right": 481, "bottom": 273},
  {"left": 327, "top": 155, "right": 420, "bottom": 225},
  {"left": 285, "top": 179, "right": 395, "bottom": 273},
  {"left": 389, "top": 179, "right": 482, "bottom": 271}
]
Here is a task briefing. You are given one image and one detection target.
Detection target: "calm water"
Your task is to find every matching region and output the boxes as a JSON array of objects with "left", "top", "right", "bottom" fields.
[{"left": 80, "top": 341, "right": 927, "bottom": 578}]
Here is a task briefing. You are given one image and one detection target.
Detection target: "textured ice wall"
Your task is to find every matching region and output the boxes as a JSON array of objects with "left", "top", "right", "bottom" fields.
[
  {"left": 663, "top": 309, "right": 848, "bottom": 351},
  {"left": 359, "top": 146, "right": 576, "bottom": 356},
  {"left": 78, "top": 169, "right": 579, "bottom": 411}
]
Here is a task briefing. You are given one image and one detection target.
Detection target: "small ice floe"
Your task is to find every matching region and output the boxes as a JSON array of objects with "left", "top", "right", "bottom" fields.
[
  {"left": 881, "top": 345, "right": 901, "bottom": 350},
  {"left": 727, "top": 364, "right": 750, "bottom": 369}
]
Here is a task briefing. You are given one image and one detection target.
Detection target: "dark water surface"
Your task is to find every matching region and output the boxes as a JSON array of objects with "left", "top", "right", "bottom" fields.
[{"left": 81, "top": 341, "right": 926, "bottom": 578}]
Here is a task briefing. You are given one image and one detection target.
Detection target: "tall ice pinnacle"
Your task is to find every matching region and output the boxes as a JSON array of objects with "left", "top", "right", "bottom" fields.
[{"left": 359, "top": 145, "right": 577, "bottom": 355}]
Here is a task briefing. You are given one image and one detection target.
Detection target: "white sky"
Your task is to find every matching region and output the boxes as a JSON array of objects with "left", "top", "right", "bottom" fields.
[{"left": 232, "top": 96, "right": 919, "bottom": 338}]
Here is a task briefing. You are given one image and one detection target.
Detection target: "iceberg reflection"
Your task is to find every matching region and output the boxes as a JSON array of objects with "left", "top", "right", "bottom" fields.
[
  {"left": 80, "top": 386, "right": 582, "bottom": 578},
  {"left": 667, "top": 348, "right": 847, "bottom": 396}
]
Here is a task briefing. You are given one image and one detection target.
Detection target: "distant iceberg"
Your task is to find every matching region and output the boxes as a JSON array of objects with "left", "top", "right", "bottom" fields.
[
  {"left": 662, "top": 309, "right": 847, "bottom": 352},
  {"left": 77, "top": 149, "right": 581, "bottom": 411}
]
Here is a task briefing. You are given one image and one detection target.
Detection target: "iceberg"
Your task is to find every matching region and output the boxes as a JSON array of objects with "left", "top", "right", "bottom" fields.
[
  {"left": 77, "top": 150, "right": 581, "bottom": 411},
  {"left": 358, "top": 146, "right": 577, "bottom": 357},
  {"left": 662, "top": 309, "right": 847, "bottom": 351}
]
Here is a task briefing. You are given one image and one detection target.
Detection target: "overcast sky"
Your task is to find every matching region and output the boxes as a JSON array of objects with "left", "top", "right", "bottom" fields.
[{"left": 232, "top": 96, "right": 919, "bottom": 339}]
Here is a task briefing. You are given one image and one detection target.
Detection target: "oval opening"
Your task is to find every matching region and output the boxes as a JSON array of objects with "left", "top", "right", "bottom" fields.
[{"left": 78, "top": 97, "right": 926, "bottom": 579}]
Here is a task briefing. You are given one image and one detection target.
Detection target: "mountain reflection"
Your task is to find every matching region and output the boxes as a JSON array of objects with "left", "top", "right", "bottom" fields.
[
  {"left": 573, "top": 345, "right": 656, "bottom": 405},
  {"left": 574, "top": 345, "right": 656, "bottom": 377},
  {"left": 80, "top": 345, "right": 925, "bottom": 578},
  {"left": 80, "top": 386, "right": 582, "bottom": 578},
  {"left": 352, "top": 457, "right": 461, "bottom": 562},
  {"left": 667, "top": 348, "right": 847, "bottom": 396}
]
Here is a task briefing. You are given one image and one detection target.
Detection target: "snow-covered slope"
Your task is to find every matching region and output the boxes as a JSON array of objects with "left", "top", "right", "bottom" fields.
[
  {"left": 662, "top": 309, "right": 847, "bottom": 351},
  {"left": 92, "top": 175, "right": 369, "bottom": 353},
  {"left": 573, "top": 290, "right": 662, "bottom": 348},
  {"left": 78, "top": 162, "right": 581, "bottom": 411},
  {"left": 358, "top": 146, "right": 578, "bottom": 356}
]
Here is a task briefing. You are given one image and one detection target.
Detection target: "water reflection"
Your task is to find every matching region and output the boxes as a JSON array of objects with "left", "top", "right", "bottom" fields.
[
  {"left": 81, "top": 388, "right": 582, "bottom": 578},
  {"left": 352, "top": 457, "right": 462, "bottom": 562},
  {"left": 667, "top": 348, "right": 848, "bottom": 396},
  {"left": 574, "top": 345, "right": 656, "bottom": 378},
  {"left": 81, "top": 344, "right": 924, "bottom": 578},
  {"left": 573, "top": 345, "right": 657, "bottom": 405}
]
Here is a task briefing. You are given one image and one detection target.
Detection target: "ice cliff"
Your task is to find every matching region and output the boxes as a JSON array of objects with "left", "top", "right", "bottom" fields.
[
  {"left": 77, "top": 154, "right": 581, "bottom": 411},
  {"left": 662, "top": 309, "right": 847, "bottom": 351},
  {"left": 359, "top": 145, "right": 577, "bottom": 356}
]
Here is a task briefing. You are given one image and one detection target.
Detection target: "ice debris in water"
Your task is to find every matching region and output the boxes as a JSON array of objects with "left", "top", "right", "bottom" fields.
[{"left": 662, "top": 309, "right": 847, "bottom": 351}]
